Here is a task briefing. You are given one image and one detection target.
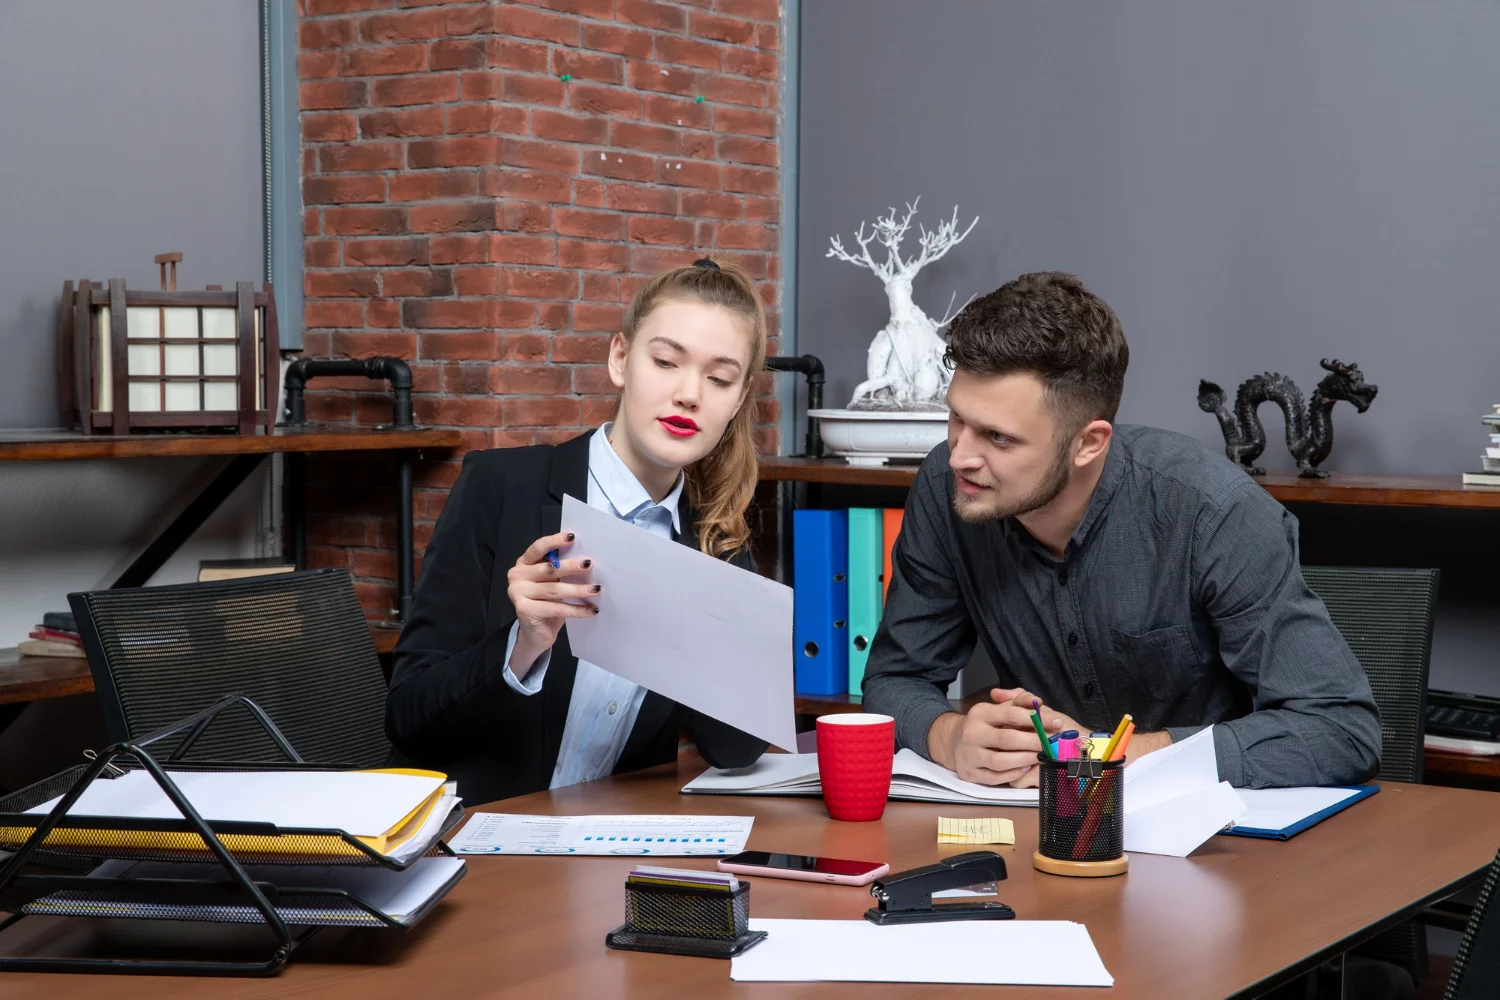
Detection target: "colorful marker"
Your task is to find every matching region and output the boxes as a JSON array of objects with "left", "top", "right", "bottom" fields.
[
  {"left": 1101, "top": 714, "right": 1133, "bottom": 762},
  {"left": 1088, "top": 732, "right": 1111, "bottom": 760},
  {"left": 1055, "top": 729, "right": 1081, "bottom": 761},
  {"left": 1031, "top": 699, "right": 1055, "bottom": 760}
]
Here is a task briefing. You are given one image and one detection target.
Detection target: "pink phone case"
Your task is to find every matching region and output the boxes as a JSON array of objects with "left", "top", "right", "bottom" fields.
[{"left": 716, "top": 859, "right": 890, "bottom": 887}]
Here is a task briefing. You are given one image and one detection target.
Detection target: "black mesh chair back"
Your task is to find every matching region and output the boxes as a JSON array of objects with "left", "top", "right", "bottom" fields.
[
  {"left": 1446, "top": 846, "right": 1500, "bottom": 1000},
  {"left": 1301, "top": 566, "right": 1439, "bottom": 784},
  {"left": 1302, "top": 565, "right": 1439, "bottom": 987},
  {"left": 69, "top": 569, "right": 390, "bottom": 768}
]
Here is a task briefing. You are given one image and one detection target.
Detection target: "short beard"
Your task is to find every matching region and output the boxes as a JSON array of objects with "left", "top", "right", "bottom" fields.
[{"left": 953, "top": 440, "right": 1072, "bottom": 524}]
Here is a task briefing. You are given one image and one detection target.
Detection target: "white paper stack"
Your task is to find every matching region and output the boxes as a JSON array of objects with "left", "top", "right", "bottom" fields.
[
  {"left": 1122, "top": 726, "right": 1246, "bottom": 856},
  {"left": 26, "top": 768, "right": 457, "bottom": 861},
  {"left": 37, "top": 856, "right": 469, "bottom": 927},
  {"left": 730, "top": 918, "right": 1113, "bottom": 986}
]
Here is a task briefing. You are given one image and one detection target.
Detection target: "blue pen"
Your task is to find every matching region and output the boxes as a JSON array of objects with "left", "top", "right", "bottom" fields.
[{"left": 545, "top": 550, "right": 560, "bottom": 569}]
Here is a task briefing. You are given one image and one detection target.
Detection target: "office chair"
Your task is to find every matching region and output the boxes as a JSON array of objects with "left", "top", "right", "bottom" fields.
[
  {"left": 69, "top": 568, "right": 391, "bottom": 768},
  {"left": 1301, "top": 566, "right": 1439, "bottom": 783},
  {"left": 1445, "top": 846, "right": 1500, "bottom": 999},
  {"left": 1302, "top": 565, "right": 1441, "bottom": 987}
]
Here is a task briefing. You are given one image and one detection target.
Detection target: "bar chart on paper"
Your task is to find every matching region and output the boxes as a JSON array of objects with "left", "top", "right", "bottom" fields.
[{"left": 446, "top": 814, "right": 754, "bottom": 856}]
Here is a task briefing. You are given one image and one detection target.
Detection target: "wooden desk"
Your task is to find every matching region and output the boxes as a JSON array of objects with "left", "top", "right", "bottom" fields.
[{"left": 6, "top": 758, "right": 1499, "bottom": 998}]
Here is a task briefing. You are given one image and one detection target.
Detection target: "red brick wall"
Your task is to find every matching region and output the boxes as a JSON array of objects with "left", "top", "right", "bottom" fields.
[{"left": 297, "top": 0, "right": 783, "bottom": 618}]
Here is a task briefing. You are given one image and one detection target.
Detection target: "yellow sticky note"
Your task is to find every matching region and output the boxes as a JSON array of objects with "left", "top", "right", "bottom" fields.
[{"left": 937, "top": 816, "right": 1015, "bottom": 845}]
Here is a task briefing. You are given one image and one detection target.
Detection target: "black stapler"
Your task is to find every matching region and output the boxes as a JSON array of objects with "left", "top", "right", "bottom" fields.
[{"left": 864, "top": 851, "right": 1015, "bottom": 925}]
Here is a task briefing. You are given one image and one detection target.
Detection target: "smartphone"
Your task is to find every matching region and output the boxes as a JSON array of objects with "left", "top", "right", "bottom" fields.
[{"left": 716, "top": 851, "right": 890, "bottom": 886}]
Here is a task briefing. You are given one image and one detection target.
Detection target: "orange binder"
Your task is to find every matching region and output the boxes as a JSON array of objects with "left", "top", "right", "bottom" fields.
[{"left": 882, "top": 508, "right": 904, "bottom": 603}]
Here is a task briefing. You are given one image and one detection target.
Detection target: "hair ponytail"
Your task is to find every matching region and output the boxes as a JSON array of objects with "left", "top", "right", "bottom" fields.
[{"left": 618, "top": 255, "right": 767, "bottom": 557}]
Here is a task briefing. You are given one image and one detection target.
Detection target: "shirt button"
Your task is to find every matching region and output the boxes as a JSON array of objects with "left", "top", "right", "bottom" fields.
[
  {"left": 1084, "top": 682, "right": 1096, "bottom": 697},
  {"left": 1058, "top": 571, "right": 1068, "bottom": 585},
  {"left": 608, "top": 701, "right": 618, "bottom": 715},
  {"left": 1067, "top": 631, "right": 1079, "bottom": 647}
]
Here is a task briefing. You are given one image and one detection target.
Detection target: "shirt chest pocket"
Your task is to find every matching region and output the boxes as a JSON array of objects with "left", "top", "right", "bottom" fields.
[{"left": 1107, "top": 624, "right": 1201, "bottom": 701}]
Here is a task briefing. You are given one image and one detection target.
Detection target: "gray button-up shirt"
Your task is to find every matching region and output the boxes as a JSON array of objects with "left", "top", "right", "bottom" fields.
[{"left": 861, "top": 425, "right": 1381, "bottom": 788}]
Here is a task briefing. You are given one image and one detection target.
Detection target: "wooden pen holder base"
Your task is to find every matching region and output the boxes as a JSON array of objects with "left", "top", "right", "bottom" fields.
[{"left": 1033, "top": 851, "right": 1128, "bottom": 878}]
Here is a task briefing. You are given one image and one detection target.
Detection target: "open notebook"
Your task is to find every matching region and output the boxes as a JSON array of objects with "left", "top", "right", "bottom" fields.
[{"left": 682, "top": 749, "right": 1038, "bottom": 806}]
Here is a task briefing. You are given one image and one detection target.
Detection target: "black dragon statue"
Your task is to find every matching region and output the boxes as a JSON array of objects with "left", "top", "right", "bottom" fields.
[{"left": 1197, "top": 359, "right": 1378, "bottom": 478}]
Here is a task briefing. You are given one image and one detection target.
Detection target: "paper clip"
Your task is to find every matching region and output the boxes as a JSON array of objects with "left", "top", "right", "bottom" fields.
[{"left": 83, "top": 749, "right": 126, "bottom": 779}]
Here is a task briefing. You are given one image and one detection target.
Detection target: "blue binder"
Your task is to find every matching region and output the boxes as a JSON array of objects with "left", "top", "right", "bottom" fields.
[
  {"left": 1219, "top": 785, "right": 1379, "bottom": 840},
  {"left": 793, "top": 509, "right": 848, "bottom": 696},
  {"left": 846, "top": 508, "right": 884, "bottom": 695}
]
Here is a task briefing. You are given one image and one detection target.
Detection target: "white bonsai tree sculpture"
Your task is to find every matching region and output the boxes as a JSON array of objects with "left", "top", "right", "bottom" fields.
[{"left": 826, "top": 197, "right": 979, "bottom": 410}]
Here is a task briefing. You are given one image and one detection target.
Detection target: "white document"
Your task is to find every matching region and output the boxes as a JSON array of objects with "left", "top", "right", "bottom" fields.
[
  {"left": 445, "top": 813, "right": 753, "bottom": 856},
  {"left": 387, "top": 786, "right": 461, "bottom": 864},
  {"left": 560, "top": 493, "right": 798, "bottom": 752},
  {"left": 681, "top": 749, "right": 1038, "bottom": 806},
  {"left": 27, "top": 769, "right": 447, "bottom": 839},
  {"left": 86, "top": 856, "right": 465, "bottom": 925},
  {"left": 1425, "top": 734, "right": 1500, "bottom": 756},
  {"left": 730, "top": 919, "right": 1113, "bottom": 987},
  {"left": 1228, "top": 786, "right": 1364, "bottom": 833},
  {"left": 1123, "top": 726, "right": 1245, "bottom": 857}
]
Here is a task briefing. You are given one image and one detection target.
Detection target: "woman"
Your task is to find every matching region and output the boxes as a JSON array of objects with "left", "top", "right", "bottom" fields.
[{"left": 387, "top": 258, "right": 770, "bottom": 805}]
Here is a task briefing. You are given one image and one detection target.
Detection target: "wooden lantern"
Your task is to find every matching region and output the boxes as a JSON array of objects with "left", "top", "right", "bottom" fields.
[{"left": 57, "top": 254, "right": 280, "bottom": 435}]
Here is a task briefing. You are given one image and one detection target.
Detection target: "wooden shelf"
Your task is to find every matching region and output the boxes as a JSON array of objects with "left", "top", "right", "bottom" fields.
[
  {"left": 1, "top": 620, "right": 403, "bottom": 705},
  {"left": 1257, "top": 471, "right": 1500, "bottom": 509},
  {"left": 759, "top": 456, "right": 920, "bottom": 487},
  {"left": 0, "top": 653, "right": 94, "bottom": 705},
  {"left": 0, "top": 426, "right": 462, "bottom": 462},
  {"left": 760, "top": 456, "right": 1500, "bottom": 509}
]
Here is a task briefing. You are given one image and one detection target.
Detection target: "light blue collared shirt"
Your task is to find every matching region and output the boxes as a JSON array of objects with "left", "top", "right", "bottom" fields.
[{"left": 502, "top": 424, "right": 685, "bottom": 789}]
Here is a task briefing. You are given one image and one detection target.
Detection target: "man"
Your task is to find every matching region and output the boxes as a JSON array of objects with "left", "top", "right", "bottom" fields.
[{"left": 861, "top": 271, "right": 1381, "bottom": 789}]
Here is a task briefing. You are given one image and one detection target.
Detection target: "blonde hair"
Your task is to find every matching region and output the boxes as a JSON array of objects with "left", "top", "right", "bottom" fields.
[{"left": 618, "top": 256, "right": 767, "bottom": 558}]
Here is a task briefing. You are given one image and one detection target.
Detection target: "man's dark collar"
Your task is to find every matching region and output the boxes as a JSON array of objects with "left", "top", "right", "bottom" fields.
[{"left": 1069, "top": 436, "right": 1126, "bottom": 549}]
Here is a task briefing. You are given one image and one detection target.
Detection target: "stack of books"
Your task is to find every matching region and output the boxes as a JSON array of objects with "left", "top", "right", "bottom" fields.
[
  {"left": 20, "top": 611, "right": 83, "bottom": 657},
  {"left": 1462, "top": 404, "right": 1500, "bottom": 487}
]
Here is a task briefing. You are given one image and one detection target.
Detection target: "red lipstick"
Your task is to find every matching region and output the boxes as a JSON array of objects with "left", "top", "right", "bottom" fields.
[{"left": 659, "top": 415, "right": 700, "bottom": 438}]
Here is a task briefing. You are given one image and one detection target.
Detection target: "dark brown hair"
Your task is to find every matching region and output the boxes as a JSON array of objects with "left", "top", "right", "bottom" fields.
[
  {"left": 618, "top": 255, "right": 767, "bottom": 558},
  {"left": 943, "top": 271, "right": 1129, "bottom": 433}
]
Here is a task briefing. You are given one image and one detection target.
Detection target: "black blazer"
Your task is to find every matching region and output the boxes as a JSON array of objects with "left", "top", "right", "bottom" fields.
[{"left": 387, "top": 430, "right": 767, "bottom": 805}]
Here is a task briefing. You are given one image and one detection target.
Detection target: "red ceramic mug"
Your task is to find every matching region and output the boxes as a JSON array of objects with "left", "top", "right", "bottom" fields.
[{"left": 816, "top": 713, "right": 895, "bottom": 822}]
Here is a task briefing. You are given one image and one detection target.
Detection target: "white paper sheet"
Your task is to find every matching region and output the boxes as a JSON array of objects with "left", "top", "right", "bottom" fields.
[
  {"left": 1228, "top": 786, "right": 1363, "bottom": 832},
  {"left": 560, "top": 494, "right": 798, "bottom": 752},
  {"left": 26, "top": 769, "right": 447, "bottom": 839},
  {"left": 445, "top": 813, "right": 753, "bottom": 856},
  {"left": 680, "top": 749, "right": 1038, "bottom": 806},
  {"left": 730, "top": 918, "right": 1113, "bottom": 986},
  {"left": 1122, "top": 727, "right": 1245, "bottom": 857},
  {"left": 88, "top": 856, "right": 465, "bottom": 923}
]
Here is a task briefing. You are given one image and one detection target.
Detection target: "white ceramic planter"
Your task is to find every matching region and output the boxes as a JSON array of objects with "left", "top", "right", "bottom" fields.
[{"left": 807, "top": 408, "right": 949, "bottom": 466}]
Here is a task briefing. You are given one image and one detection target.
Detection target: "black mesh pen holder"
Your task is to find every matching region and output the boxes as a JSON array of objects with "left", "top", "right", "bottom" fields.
[
  {"left": 1032, "top": 755, "right": 1128, "bottom": 878},
  {"left": 605, "top": 880, "right": 766, "bottom": 958}
]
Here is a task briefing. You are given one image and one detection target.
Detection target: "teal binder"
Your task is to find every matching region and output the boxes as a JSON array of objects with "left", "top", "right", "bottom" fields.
[{"left": 847, "top": 508, "right": 884, "bottom": 695}]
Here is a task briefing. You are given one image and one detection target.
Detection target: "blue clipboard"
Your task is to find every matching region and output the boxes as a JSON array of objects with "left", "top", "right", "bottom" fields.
[{"left": 1220, "top": 784, "right": 1380, "bottom": 840}]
